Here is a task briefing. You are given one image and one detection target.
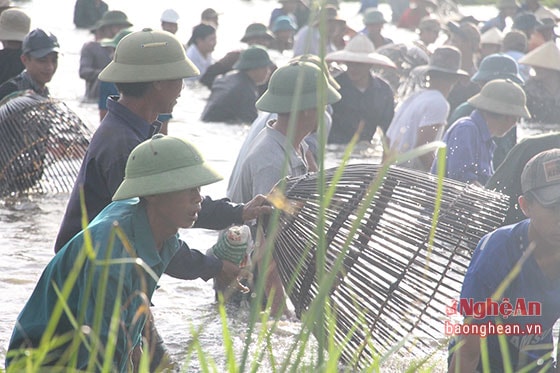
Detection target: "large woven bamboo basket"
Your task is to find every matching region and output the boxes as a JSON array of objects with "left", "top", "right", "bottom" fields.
[
  {"left": 270, "top": 163, "right": 509, "bottom": 368},
  {"left": 0, "top": 92, "right": 92, "bottom": 197}
]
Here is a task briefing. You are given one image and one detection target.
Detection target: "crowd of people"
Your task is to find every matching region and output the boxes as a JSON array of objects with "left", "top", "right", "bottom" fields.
[{"left": 2, "top": 0, "right": 560, "bottom": 371}]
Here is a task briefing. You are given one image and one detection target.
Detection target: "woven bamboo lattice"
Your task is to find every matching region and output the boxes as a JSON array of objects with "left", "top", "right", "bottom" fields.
[
  {"left": 0, "top": 92, "right": 92, "bottom": 197},
  {"left": 270, "top": 164, "right": 509, "bottom": 368}
]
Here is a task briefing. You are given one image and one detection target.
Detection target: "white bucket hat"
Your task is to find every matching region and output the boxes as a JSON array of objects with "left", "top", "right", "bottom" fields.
[
  {"left": 519, "top": 40, "right": 560, "bottom": 72},
  {"left": 160, "top": 9, "right": 179, "bottom": 24},
  {"left": 480, "top": 27, "right": 503, "bottom": 45},
  {"left": 0, "top": 8, "right": 30, "bottom": 42},
  {"left": 326, "top": 34, "right": 397, "bottom": 68}
]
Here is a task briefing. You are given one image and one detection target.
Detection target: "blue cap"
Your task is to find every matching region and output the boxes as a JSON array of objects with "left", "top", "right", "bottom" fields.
[
  {"left": 471, "top": 53, "right": 524, "bottom": 85},
  {"left": 272, "top": 15, "right": 297, "bottom": 33},
  {"left": 513, "top": 13, "right": 542, "bottom": 31},
  {"left": 22, "top": 28, "right": 59, "bottom": 58}
]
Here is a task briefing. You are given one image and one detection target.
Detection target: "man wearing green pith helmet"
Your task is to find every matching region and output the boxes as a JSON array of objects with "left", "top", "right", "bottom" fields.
[
  {"left": 7, "top": 135, "right": 235, "bottom": 372},
  {"left": 52, "top": 29, "right": 271, "bottom": 369},
  {"left": 228, "top": 61, "right": 341, "bottom": 317}
]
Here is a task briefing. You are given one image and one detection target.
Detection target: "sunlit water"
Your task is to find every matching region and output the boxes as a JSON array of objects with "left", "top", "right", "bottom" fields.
[{"left": 0, "top": 0, "right": 556, "bottom": 371}]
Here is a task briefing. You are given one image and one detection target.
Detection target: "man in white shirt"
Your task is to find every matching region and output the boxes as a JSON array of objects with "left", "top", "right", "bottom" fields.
[
  {"left": 185, "top": 23, "right": 216, "bottom": 81},
  {"left": 227, "top": 61, "right": 340, "bottom": 316},
  {"left": 386, "top": 46, "right": 467, "bottom": 171}
]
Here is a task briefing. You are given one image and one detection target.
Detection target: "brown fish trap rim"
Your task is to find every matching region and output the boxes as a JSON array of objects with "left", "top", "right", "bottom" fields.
[
  {"left": 269, "top": 163, "right": 508, "bottom": 367},
  {"left": 0, "top": 92, "right": 92, "bottom": 198}
]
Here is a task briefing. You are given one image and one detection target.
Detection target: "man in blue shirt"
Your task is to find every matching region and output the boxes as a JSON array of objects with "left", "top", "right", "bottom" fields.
[
  {"left": 55, "top": 29, "right": 269, "bottom": 267},
  {"left": 7, "top": 135, "right": 234, "bottom": 372},
  {"left": 449, "top": 149, "right": 560, "bottom": 372},
  {"left": 432, "top": 79, "right": 529, "bottom": 186},
  {"left": 480, "top": 0, "right": 519, "bottom": 33}
]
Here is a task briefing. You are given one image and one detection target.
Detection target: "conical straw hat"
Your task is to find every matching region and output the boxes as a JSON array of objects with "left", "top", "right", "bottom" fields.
[
  {"left": 480, "top": 27, "right": 503, "bottom": 45},
  {"left": 326, "top": 34, "right": 396, "bottom": 68},
  {"left": 519, "top": 40, "right": 560, "bottom": 72}
]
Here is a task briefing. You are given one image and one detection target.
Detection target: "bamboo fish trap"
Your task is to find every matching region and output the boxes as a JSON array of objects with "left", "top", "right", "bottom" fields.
[
  {"left": 0, "top": 92, "right": 92, "bottom": 197},
  {"left": 269, "top": 163, "right": 509, "bottom": 367}
]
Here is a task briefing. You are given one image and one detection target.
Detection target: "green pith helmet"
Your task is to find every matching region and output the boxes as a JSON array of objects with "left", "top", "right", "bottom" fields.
[
  {"left": 289, "top": 54, "right": 341, "bottom": 90},
  {"left": 240, "top": 22, "right": 274, "bottom": 43},
  {"left": 233, "top": 45, "right": 272, "bottom": 70},
  {"left": 256, "top": 61, "right": 341, "bottom": 114},
  {"left": 363, "top": 8, "right": 386, "bottom": 25},
  {"left": 90, "top": 10, "right": 133, "bottom": 31},
  {"left": 100, "top": 28, "right": 133, "bottom": 48},
  {"left": 99, "top": 28, "right": 199, "bottom": 83},
  {"left": 467, "top": 79, "right": 530, "bottom": 118},
  {"left": 113, "top": 134, "right": 222, "bottom": 201}
]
